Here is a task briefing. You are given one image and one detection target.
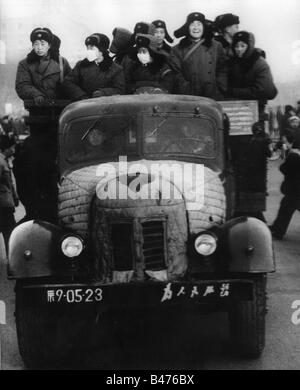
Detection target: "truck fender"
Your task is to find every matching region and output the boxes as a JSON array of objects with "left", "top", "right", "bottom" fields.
[
  {"left": 8, "top": 220, "right": 66, "bottom": 279},
  {"left": 221, "top": 217, "right": 275, "bottom": 273}
]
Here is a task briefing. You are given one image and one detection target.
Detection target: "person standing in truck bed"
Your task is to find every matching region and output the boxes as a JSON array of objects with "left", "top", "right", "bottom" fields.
[
  {"left": 168, "top": 12, "right": 228, "bottom": 100},
  {"left": 15, "top": 28, "right": 71, "bottom": 223},
  {"left": 226, "top": 31, "right": 277, "bottom": 119},
  {"left": 62, "top": 33, "right": 125, "bottom": 101}
]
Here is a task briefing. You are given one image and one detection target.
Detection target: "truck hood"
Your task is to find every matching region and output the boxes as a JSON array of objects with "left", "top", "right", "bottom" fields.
[{"left": 58, "top": 160, "right": 226, "bottom": 238}]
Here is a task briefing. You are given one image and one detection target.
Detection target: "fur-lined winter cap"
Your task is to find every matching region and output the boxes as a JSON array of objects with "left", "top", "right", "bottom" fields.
[
  {"left": 135, "top": 34, "right": 160, "bottom": 52},
  {"left": 232, "top": 31, "right": 255, "bottom": 48},
  {"left": 215, "top": 13, "right": 239, "bottom": 31},
  {"left": 85, "top": 33, "right": 110, "bottom": 52},
  {"left": 174, "top": 12, "right": 206, "bottom": 38},
  {"left": 151, "top": 20, "right": 173, "bottom": 43},
  {"left": 134, "top": 22, "right": 151, "bottom": 36},
  {"left": 30, "top": 27, "right": 53, "bottom": 43}
]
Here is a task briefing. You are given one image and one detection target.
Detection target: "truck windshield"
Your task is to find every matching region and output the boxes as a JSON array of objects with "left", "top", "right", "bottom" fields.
[
  {"left": 64, "top": 116, "right": 137, "bottom": 163},
  {"left": 143, "top": 115, "right": 216, "bottom": 157}
]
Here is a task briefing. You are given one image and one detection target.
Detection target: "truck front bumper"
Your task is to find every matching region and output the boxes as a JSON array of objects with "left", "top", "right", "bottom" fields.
[{"left": 19, "top": 278, "right": 254, "bottom": 307}]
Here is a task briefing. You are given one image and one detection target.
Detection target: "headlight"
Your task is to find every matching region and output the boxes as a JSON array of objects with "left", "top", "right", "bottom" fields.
[
  {"left": 61, "top": 236, "right": 84, "bottom": 258},
  {"left": 194, "top": 234, "right": 217, "bottom": 256}
]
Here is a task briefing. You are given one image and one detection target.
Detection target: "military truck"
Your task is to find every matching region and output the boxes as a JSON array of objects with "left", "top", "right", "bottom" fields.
[{"left": 8, "top": 94, "right": 275, "bottom": 368}]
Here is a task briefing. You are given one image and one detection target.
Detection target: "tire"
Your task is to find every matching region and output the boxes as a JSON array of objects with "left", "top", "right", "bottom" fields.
[
  {"left": 228, "top": 274, "right": 267, "bottom": 358},
  {"left": 15, "top": 281, "right": 95, "bottom": 369}
]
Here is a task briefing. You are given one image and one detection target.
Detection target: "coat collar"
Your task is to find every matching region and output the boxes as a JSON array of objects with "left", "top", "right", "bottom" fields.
[
  {"left": 230, "top": 48, "right": 262, "bottom": 69},
  {"left": 80, "top": 54, "right": 113, "bottom": 71},
  {"left": 27, "top": 57, "right": 60, "bottom": 78}
]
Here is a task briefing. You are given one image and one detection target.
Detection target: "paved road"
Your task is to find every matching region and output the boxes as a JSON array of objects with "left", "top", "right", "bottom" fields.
[{"left": 1, "top": 160, "right": 300, "bottom": 370}]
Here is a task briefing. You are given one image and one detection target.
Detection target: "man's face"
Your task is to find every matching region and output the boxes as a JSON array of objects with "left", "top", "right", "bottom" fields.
[
  {"left": 33, "top": 40, "right": 50, "bottom": 57},
  {"left": 189, "top": 20, "right": 204, "bottom": 40},
  {"left": 225, "top": 24, "right": 239, "bottom": 38},
  {"left": 154, "top": 28, "right": 165, "bottom": 45}
]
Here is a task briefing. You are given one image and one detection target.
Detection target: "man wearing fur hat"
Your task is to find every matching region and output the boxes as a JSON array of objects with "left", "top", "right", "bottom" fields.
[
  {"left": 14, "top": 28, "right": 71, "bottom": 223},
  {"left": 16, "top": 28, "right": 71, "bottom": 104},
  {"left": 63, "top": 33, "right": 125, "bottom": 101},
  {"left": 214, "top": 13, "right": 239, "bottom": 57},
  {"left": 227, "top": 31, "right": 277, "bottom": 117},
  {"left": 168, "top": 12, "right": 227, "bottom": 99},
  {"left": 151, "top": 20, "right": 173, "bottom": 56},
  {"left": 126, "top": 34, "right": 174, "bottom": 94}
]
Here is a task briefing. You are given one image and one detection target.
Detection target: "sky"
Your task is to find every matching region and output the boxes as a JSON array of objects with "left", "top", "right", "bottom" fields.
[
  {"left": 1, "top": 0, "right": 300, "bottom": 84},
  {"left": 1, "top": 0, "right": 300, "bottom": 107}
]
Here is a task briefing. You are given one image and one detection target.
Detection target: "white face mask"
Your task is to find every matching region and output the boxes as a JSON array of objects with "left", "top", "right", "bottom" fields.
[
  {"left": 86, "top": 48, "right": 99, "bottom": 62},
  {"left": 137, "top": 52, "right": 151, "bottom": 65}
]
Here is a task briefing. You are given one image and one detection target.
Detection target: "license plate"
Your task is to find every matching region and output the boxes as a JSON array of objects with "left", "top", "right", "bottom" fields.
[{"left": 46, "top": 287, "right": 103, "bottom": 304}]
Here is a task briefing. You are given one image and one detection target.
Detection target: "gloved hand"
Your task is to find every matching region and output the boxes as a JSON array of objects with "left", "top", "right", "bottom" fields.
[
  {"left": 92, "top": 90, "right": 105, "bottom": 98},
  {"left": 34, "top": 96, "right": 46, "bottom": 106}
]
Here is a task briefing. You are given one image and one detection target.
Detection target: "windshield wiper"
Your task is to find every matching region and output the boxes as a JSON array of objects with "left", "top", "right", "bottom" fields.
[
  {"left": 148, "top": 117, "right": 168, "bottom": 137},
  {"left": 81, "top": 117, "right": 105, "bottom": 141}
]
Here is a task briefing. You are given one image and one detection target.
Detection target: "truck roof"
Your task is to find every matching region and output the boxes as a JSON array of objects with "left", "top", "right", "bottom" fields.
[{"left": 59, "top": 94, "right": 224, "bottom": 130}]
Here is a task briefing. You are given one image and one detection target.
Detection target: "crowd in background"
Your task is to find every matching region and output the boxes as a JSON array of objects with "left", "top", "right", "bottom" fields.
[
  {"left": 268, "top": 101, "right": 300, "bottom": 239},
  {"left": 268, "top": 102, "right": 300, "bottom": 143}
]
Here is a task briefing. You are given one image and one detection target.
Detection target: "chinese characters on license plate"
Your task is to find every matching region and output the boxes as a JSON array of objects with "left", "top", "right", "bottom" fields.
[
  {"left": 160, "top": 283, "right": 230, "bottom": 303},
  {"left": 46, "top": 288, "right": 103, "bottom": 303}
]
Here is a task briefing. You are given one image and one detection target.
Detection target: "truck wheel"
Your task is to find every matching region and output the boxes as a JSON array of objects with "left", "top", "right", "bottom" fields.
[
  {"left": 228, "top": 274, "right": 267, "bottom": 358},
  {"left": 15, "top": 281, "right": 90, "bottom": 369}
]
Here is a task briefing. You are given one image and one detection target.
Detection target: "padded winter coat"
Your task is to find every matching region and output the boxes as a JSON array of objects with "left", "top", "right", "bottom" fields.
[
  {"left": 168, "top": 37, "right": 228, "bottom": 100},
  {"left": 62, "top": 57, "right": 125, "bottom": 101},
  {"left": 15, "top": 51, "right": 71, "bottom": 100},
  {"left": 227, "top": 49, "right": 277, "bottom": 102},
  {"left": 127, "top": 50, "right": 174, "bottom": 93}
]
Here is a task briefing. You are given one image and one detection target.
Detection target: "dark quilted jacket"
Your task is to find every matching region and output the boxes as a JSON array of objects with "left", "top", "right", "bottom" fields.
[
  {"left": 15, "top": 51, "right": 71, "bottom": 100},
  {"left": 168, "top": 37, "right": 228, "bottom": 100},
  {"left": 62, "top": 57, "right": 125, "bottom": 101},
  {"left": 227, "top": 49, "right": 277, "bottom": 101}
]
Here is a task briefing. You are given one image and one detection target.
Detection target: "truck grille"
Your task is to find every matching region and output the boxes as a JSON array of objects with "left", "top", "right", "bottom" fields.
[
  {"left": 142, "top": 221, "right": 166, "bottom": 270},
  {"left": 110, "top": 220, "right": 166, "bottom": 273},
  {"left": 111, "top": 223, "right": 133, "bottom": 271}
]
